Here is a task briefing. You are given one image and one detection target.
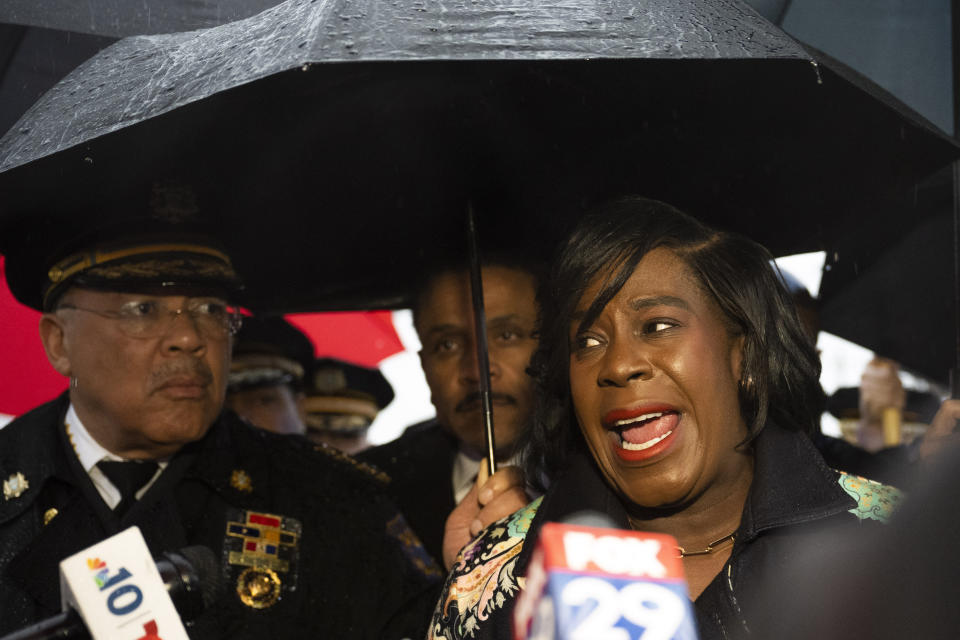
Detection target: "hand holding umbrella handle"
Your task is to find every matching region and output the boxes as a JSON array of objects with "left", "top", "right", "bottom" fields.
[{"left": 442, "top": 461, "right": 528, "bottom": 570}]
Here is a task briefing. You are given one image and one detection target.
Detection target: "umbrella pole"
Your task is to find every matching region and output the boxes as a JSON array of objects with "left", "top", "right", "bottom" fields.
[
  {"left": 953, "top": 159, "right": 960, "bottom": 399},
  {"left": 467, "top": 204, "right": 498, "bottom": 477},
  {"left": 952, "top": 0, "right": 960, "bottom": 398}
]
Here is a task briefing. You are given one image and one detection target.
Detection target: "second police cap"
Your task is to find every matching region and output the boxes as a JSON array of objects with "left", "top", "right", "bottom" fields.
[{"left": 304, "top": 358, "right": 395, "bottom": 436}]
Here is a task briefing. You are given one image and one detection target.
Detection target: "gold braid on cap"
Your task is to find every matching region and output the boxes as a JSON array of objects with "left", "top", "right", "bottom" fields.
[
  {"left": 230, "top": 354, "right": 305, "bottom": 381},
  {"left": 303, "top": 396, "right": 380, "bottom": 420},
  {"left": 44, "top": 242, "right": 235, "bottom": 307}
]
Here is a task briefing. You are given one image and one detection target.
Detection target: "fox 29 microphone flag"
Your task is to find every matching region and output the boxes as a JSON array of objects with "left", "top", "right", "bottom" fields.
[
  {"left": 513, "top": 522, "right": 699, "bottom": 640},
  {"left": 59, "top": 527, "right": 190, "bottom": 640}
]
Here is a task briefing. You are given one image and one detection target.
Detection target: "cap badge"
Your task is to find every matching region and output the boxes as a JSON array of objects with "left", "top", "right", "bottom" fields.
[
  {"left": 313, "top": 367, "right": 348, "bottom": 394},
  {"left": 43, "top": 508, "right": 59, "bottom": 526},
  {"left": 225, "top": 510, "right": 302, "bottom": 609},
  {"left": 3, "top": 472, "right": 29, "bottom": 500}
]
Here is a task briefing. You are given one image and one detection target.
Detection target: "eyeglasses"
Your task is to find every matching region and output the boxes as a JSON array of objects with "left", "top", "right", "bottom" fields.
[{"left": 58, "top": 297, "right": 243, "bottom": 339}]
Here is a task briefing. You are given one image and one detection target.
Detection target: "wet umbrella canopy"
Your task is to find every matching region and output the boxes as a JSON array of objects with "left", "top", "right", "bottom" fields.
[
  {"left": 0, "top": 0, "right": 283, "bottom": 38},
  {"left": 0, "top": 0, "right": 956, "bottom": 311},
  {"left": 0, "top": 0, "right": 289, "bottom": 138}
]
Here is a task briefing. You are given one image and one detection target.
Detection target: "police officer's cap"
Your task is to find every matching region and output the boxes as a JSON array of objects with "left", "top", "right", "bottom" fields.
[
  {"left": 229, "top": 317, "right": 315, "bottom": 392},
  {"left": 304, "top": 358, "right": 395, "bottom": 436},
  {"left": 3, "top": 189, "right": 242, "bottom": 311}
]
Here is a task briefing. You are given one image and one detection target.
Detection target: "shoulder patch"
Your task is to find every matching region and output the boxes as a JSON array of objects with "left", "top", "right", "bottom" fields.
[
  {"left": 386, "top": 513, "right": 444, "bottom": 581},
  {"left": 839, "top": 472, "right": 903, "bottom": 523},
  {"left": 313, "top": 444, "right": 391, "bottom": 485}
]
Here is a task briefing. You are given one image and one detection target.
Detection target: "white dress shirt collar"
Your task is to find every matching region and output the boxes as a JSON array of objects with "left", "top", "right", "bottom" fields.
[
  {"left": 65, "top": 404, "right": 125, "bottom": 472},
  {"left": 451, "top": 449, "right": 520, "bottom": 505},
  {"left": 64, "top": 403, "right": 166, "bottom": 508}
]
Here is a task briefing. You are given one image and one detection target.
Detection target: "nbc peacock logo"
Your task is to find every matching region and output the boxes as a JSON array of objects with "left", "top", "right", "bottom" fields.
[{"left": 86, "top": 556, "right": 163, "bottom": 639}]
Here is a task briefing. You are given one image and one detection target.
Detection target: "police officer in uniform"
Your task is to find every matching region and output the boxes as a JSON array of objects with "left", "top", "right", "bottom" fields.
[
  {"left": 227, "top": 315, "right": 314, "bottom": 437},
  {"left": 304, "top": 357, "right": 395, "bottom": 454},
  {"left": 0, "top": 225, "right": 440, "bottom": 638}
]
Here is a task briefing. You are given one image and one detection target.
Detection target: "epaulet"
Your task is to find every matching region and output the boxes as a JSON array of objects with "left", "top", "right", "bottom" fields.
[
  {"left": 837, "top": 472, "right": 904, "bottom": 523},
  {"left": 312, "top": 443, "right": 391, "bottom": 485}
]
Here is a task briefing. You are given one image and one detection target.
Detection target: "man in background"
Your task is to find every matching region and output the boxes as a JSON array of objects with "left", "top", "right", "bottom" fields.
[{"left": 360, "top": 256, "right": 540, "bottom": 567}]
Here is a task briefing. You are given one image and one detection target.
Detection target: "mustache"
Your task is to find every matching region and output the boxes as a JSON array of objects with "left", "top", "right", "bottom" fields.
[
  {"left": 455, "top": 391, "right": 517, "bottom": 413},
  {"left": 150, "top": 361, "right": 214, "bottom": 388}
]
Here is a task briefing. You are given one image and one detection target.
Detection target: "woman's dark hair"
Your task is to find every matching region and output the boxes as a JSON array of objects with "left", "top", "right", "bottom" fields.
[{"left": 522, "top": 196, "right": 822, "bottom": 487}]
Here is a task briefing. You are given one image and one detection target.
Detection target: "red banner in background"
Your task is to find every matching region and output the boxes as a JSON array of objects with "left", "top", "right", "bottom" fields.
[
  {"left": 285, "top": 310, "right": 404, "bottom": 369},
  {"left": 0, "top": 256, "right": 69, "bottom": 416}
]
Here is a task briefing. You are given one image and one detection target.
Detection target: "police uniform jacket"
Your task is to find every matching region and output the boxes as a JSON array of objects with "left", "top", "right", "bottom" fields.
[{"left": 0, "top": 394, "right": 440, "bottom": 639}]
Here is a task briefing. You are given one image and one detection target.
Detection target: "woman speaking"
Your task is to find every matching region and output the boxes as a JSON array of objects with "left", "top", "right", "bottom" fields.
[{"left": 429, "top": 197, "right": 899, "bottom": 639}]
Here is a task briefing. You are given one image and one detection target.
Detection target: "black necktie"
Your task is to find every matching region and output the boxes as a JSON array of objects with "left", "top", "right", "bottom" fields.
[{"left": 97, "top": 460, "right": 159, "bottom": 517}]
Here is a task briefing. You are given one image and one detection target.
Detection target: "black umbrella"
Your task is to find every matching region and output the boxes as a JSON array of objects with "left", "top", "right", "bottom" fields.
[
  {"left": 0, "top": 0, "right": 791, "bottom": 138},
  {"left": 0, "top": 1, "right": 289, "bottom": 140},
  {"left": 817, "top": 8, "right": 960, "bottom": 391},
  {"left": 0, "top": 0, "right": 956, "bottom": 314},
  {"left": 0, "top": 0, "right": 283, "bottom": 39},
  {"left": 0, "top": 25, "right": 116, "bottom": 138},
  {"left": 818, "top": 170, "right": 955, "bottom": 387},
  {"left": 0, "top": 0, "right": 790, "bottom": 137}
]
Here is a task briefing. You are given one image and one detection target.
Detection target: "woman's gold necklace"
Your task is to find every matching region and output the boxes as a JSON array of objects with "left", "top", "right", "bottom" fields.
[{"left": 676, "top": 531, "right": 736, "bottom": 558}]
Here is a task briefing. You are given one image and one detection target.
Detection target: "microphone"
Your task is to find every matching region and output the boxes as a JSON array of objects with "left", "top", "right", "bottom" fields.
[
  {"left": 154, "top": 547, "right": 221, "bottom": 624},
  {"left": 513, "top": 512, "right": 699, "bottom": 640},
  {"left": 1, "top": 539, "right": 221, "bottom": 640}
]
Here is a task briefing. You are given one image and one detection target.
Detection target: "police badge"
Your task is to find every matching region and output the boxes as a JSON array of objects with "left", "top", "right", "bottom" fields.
[{"left": 223, "top": 509, "right": 302, "bottom": 609}]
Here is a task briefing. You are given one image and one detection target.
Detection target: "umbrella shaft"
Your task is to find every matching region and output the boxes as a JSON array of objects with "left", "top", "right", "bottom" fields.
[
  {"left": 954, "top": 159, "right": 960, "bottom": 398},
  {"left": 467, "top": 205, "right": 497, "bottom": 476}
]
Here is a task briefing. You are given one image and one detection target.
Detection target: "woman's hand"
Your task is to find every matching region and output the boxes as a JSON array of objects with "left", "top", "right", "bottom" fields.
[{"left": 442, "top": 461, "right": 529, "bottom": 570}]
